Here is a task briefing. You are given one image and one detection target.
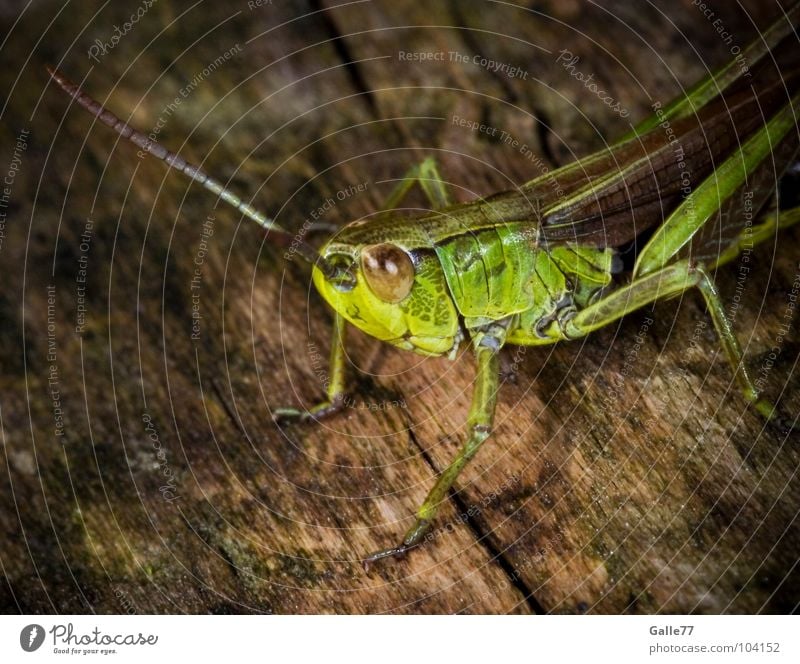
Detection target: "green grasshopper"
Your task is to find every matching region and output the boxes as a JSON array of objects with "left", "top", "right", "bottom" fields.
[{"left": 48, "top": 5, "right": 800, "bottom": 565}]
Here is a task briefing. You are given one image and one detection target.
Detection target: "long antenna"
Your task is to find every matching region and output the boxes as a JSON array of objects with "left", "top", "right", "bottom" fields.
[{"left": 46, "top": 67, "right": 342, "bottom": 280}]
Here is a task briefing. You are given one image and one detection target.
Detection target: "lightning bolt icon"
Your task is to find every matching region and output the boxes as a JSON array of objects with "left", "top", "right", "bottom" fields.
[{"left": 28, "top": 627, "right": 38, "bottom": 647}]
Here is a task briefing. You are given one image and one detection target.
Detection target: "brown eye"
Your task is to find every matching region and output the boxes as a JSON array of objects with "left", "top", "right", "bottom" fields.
[{"left": 361, "top": 243, "right": 415, "bottom": 303}]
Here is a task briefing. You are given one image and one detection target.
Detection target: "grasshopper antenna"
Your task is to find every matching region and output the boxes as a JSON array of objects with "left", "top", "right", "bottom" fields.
[{"left": 46, "top": 66, "right": 345, "bottom": 282}]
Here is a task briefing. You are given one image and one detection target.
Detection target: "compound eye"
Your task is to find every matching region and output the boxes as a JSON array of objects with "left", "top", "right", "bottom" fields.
[{"left": 360, "top": 243, "right": 415, "bottom": 303}]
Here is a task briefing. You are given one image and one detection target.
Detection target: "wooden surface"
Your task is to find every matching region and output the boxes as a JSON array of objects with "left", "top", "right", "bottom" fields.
[{"left": 1, "top": 0, "right": 799, "bottom": 614}]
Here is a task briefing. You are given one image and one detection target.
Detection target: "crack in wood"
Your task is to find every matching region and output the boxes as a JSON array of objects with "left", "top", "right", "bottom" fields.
[
  {"left": 405, "top": 425, "right": 545, "bottom": 614},
  {"left": 310, "top": 0, "right": 380, "bottom": 115},
  {"left": 449, "top": 1, "right": 560, "bottom": 169}
]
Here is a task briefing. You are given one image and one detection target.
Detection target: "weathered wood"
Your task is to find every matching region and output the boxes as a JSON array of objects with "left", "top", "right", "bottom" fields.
[{"left": 1, "top": 0, "right": 798, "bottom": 614}]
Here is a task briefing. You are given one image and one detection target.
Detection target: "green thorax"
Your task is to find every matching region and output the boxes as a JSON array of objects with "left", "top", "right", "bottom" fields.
[
  {"left": 320, "top": 191, "right": 620, "bottom": 354},
  {"left": 432, "top": 220, "right": 619, "bottom": 341}
]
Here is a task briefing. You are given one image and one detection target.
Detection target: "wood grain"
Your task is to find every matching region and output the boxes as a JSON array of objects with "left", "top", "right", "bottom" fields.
[{"left": 0, "top": 0, "right": 798, "bottom": 614}]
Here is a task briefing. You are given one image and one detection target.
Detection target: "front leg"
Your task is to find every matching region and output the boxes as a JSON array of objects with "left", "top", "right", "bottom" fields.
[
  {"left": 275, "top": 159, "right": 454, "bottom": 425},
  {"left": 364, "top": 342, "right": 501, "bottom": 566},
  {"left": 273, "top": 311, "right": 349, "bottom": 422}
]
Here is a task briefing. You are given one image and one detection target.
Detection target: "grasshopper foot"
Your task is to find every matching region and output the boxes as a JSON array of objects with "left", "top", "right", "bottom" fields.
[
  {"left": 272, "top": 396, "right": 346, "bottom": 424},
  {"left": 362, "top": 543, "right": 413, "bottom": 571},
  {"left": 362, "top": 518, "right": 432, "bottom": 571}
]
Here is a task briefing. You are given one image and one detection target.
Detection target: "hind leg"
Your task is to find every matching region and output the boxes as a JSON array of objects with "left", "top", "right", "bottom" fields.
[
  {"left": 561, "top": 261, "right": 776, "bottom": 418},
  {"left": 378, "top": 156, "right": 453, "bottom": 213}
]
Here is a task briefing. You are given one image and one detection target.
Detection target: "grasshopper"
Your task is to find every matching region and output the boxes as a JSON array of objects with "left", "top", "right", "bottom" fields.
[{"left": 48, "top": 5, "right": 800, "bottom": 565}]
